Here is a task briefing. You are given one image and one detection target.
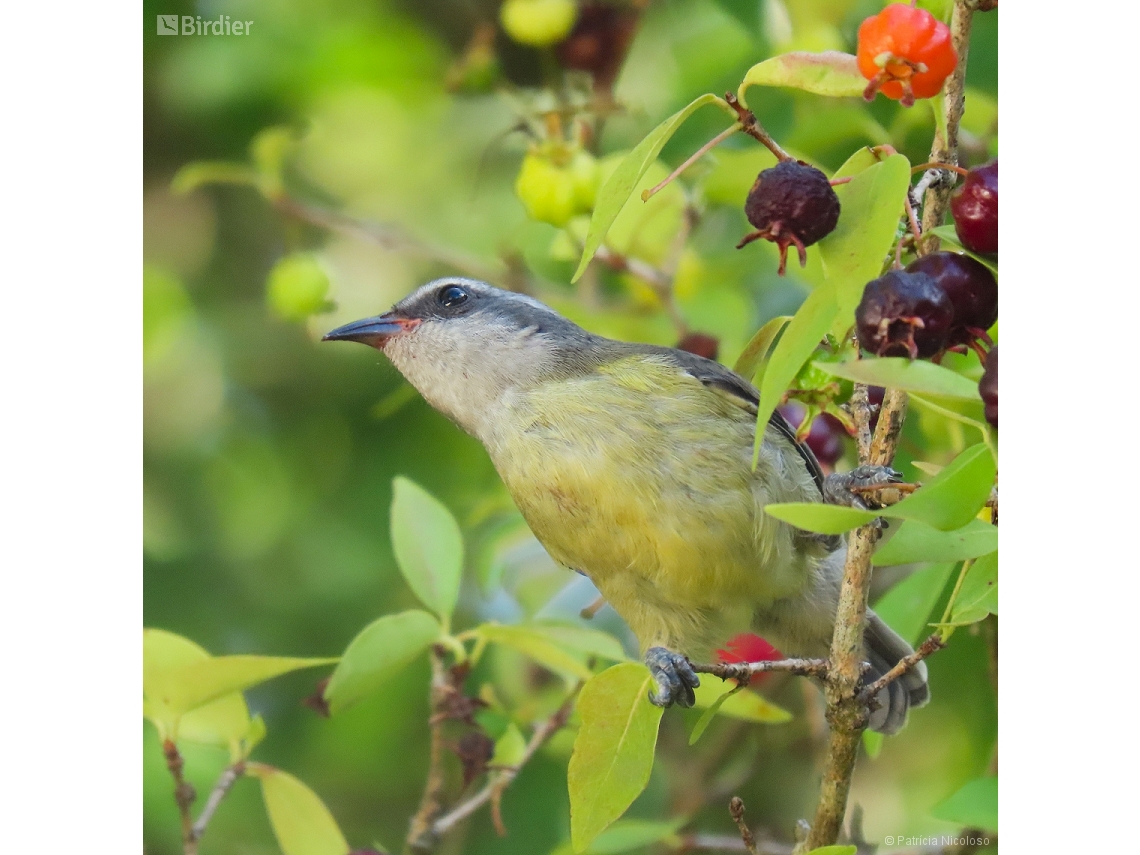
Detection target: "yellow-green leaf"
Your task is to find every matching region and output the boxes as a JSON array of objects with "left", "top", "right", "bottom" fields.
[
  {"left": 391, "top": 476, "right": 464, "bottom": 622},
  {"left": 689, "top": 683, "right": 745, "bottom": 744},
  {"left": 524, "top": 622, "right": 629, "bottom": 663},
  {"left": 323, "top": 610, "right": 441, "bottom": 715},
  {"left": 572, "top": 93, "right": 731, "bottom": 282},
  {"left": 170, "top": 161, "right": 258, "bottom": 195},
  {"left": 807, "top": 847, "right": 857, "bottom": 855},
  {"left": 886, "top": 444, "right": 996, "bottom": 531},
  {"left": 763, "top": 502, "right": 877, "bottom": 534},
  {"left": 931, "top": 776, "right": 998, "bottom": 831},
  {"left": 872, "top": 563, "right": 956, "bottom": 647},
  {"left": 739, "top": 51, "right": 865, "bottom": 103},
  {"left": 478, "top": 623, "right": 594, "bottom": 681},
  {"left": 873, "top": 519, "right": 997, "bottom": 566},
  {"left": 733, "top": 315, "right": 791, "bottom": 381},
  {"left": 815, "top": 358, "right": 981, "bottom": 401},
  {"left": 550, "top": 818, "right": 686, "bottom": 855},
  {"left": 948, "top": 552, "right": 998, "bottom": 625},
  {"left": 491, "top": 722, "right": 528, "bottom": 767},
  {"left": 692, "top": 679, "right": 792, "bottom": 724},
  {"left": 568, "top": 664, "right": 663, "bottom": 852},
  {"left": 177, "top": 692, "right": 254, "bottom": 759},
  {"left": 247, "top": 763, "right": 350, "bottom": 855}
]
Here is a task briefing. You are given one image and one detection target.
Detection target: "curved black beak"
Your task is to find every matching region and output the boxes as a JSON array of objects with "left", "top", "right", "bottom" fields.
[{"left": 322, "top": 312, "right": 420, "bottom": 349}]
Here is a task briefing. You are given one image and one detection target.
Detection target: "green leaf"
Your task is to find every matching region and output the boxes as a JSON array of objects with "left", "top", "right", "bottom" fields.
[
  {"left": 526, "top": 622, "right": 629, "bottom": 663},
  {"left": 144, "top": 629, "right": 211, "bottom": 738},
  {"left": 170, "top": 161, "right": 258, "bottom": 195},
  {"left": 177, "top": 692, "right": 254, "bottom": 758},
  {"left": 948, "top": 552, "right": 998, "bottom": 625},
  {"left": 156, "top": 655, "right": 338, "bottom": 723},
  {"left": 754, "top": 285, "right": 840, "bottom": 464},
  {"left": 872, "top": 563, "right": 956, "bottom": 647},
  {"left": 739, "top": 51, "right": 865, "bottom": 102},
  {"left": 763, "top": 502, "right": 877, "bottom": 535},
  {"left": 814, "top": 358, "right": 981, "bottom": 401},
  {"left": 478, "top": 623, "right": 595, "bottom": 681},
  {"left": 931, "top": 776, "right": 998, "bottom": 831},
  {"left": 491, "top": 722, "right": 528, "bottom": 767},
  {"left": 862, "top": 729, "right": 883, "bottom": 759},
  {"left": 873, "top": 519, "right": 998, "bottom": 566},
  {"left": 323, "top": 610, "right": 441, "bottom": 715},
  {"left": 551, "top": 818, "right": 686, "bottom": 855},
  {"left": 390, "top": 476, "right": 464, "bottom": 623},
  {"left": 568, "top": 664, "right": 664, "bottom": 852},
  {"left": 931, "top": 224, "right": 998, "bottom": 275},
  {"left": 693, "top": 680, "right": 792, "bottom": 724},
  {"left": 733, "top": 315, "right": 791, "bottom": 380},
  {"left": 247, "top": 763, "right": 350, "bottom": 855},
  {"left": 886, "top": 444, "right": 996, "bottom": 531},
  {"left": 572, "top": 93, "right": 730, "bottom": 282},
  {"left": 689, "top": 683, "right": 746, "bottom": 744},
  {"left": 807, "top": 847, "right": 858, "bottom": 855}
]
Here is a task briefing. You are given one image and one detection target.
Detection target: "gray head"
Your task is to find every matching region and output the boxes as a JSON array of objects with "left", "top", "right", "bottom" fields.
[{"left": 323, "top": 278, "right": 601, "bottom": 439}]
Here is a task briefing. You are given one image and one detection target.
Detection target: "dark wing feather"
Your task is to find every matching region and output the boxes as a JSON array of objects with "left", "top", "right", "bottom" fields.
[{"left": 642, "top": 345, "right": 828, "bottom": 493}]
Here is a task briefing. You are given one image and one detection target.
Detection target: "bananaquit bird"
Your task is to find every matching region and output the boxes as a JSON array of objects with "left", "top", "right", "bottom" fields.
[{"left": 324, "top": 278, "right": 928, "bottom": 734}]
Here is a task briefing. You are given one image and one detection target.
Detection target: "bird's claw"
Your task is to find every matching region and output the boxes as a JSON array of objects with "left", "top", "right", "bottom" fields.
[
  {"left": 822, "top": 464, "right": 903, "bottom": 512},
  {"left": 645, "top": 646, "right": 700, "bottom": 708}
]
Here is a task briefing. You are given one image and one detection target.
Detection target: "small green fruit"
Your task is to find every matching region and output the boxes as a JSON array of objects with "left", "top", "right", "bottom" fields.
[
  {"left": 500, "top": 0, "right": 578, "bottom": 48},
  {"left": 515, "top": 152, "right": 576, "bottom": 227},
  {"left": 266, "top": 253, "right": 331, "bottom": 321},
  {"left": 568, "top": 149, "right": 600, "bottom": 213}
]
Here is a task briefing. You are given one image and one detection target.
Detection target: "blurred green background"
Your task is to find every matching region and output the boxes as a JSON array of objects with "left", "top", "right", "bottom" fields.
[{"left": 143, "top": 1, "right": 998, "bottom": 852}]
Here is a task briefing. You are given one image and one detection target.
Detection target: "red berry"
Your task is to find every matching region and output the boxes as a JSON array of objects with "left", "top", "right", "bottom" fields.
[
  {"left": 738, "top": 160, "right": 841, "bottom": 276},
  {"left": 951, "top": 160, "right": 998, "bottom": 255},
  {"left": 676, "top": 332, "right": 719, "bottom": 361},
  {"left": 979, "top": 346, "right": 997, "bottom": 427},
  {"left": 856, "top": 270, "right": 954, "bottom": 359},
  {"left": 717, "top": 633, "right": 782, "bottom": 685},
  {"left": 555, "top": 3, "right": 639, "bottom": 92},
  {"left": 780, "top": 403, "right": 847, "bottom": 468},
  {"left": 857, "top": 3, "right": 957, "bottom": 107},
  {"left": 906, "top": 251, "right": 997, "bottom": 344}
]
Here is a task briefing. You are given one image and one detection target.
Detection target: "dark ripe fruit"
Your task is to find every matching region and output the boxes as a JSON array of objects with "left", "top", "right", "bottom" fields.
[
  {"left": 779, "top": 402, "right": 847, "bottom": 468},
  {"left": 738, "top": 160, "right": 841, "bottom": 276},
  {"left": 855, "top": 270, "right": 954, "bottom": 359},
  {"left": 951, "top": 160, "right": 998, "bottom": 254},
  {"left": 979, "top": 346, "right": 997, "bottom": 427},
  {"left": 906, "top": 251, "right": 997, "bottom": 343},
  {"left": 676, "top": 332, "right": 719, "bottom": 361},
  {"left": 555, "top": 3, "right": 639, "bottom": 91}
]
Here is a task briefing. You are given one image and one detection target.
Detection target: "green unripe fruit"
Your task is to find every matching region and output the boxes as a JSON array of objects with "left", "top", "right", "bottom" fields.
[
  {"left": 500, "top": 0, "right": 578, "bottom": 48},
  {"left": 515, "top": 152, "right": 576, "bottom": 227},
  {"left": 266, "top": 253, "right": 331, "bottom": 321},
  {"left": 568, "top": 149, "right": 600, "bottom": 213}
]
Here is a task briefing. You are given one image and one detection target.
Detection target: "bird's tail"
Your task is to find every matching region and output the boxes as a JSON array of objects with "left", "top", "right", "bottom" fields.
[{"left": 863, "top": 610, "right": 930, "bottom": 735}]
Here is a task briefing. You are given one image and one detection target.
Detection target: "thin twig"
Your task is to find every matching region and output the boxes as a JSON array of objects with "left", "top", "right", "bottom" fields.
[
  {"left": 643, "top": 123, "right": 742, "bottom": 202},
  {"left": 723, "top": 93, "right": 791, "bottom": 162},
  {"left": 432, "top": 687, "right": 580, "bottom": 837},
  {"left": 859, "top": 634, "right": 945, "bottom": 702},
  {"left": 729, "top": 797, "right": 760, "bottom": 855},
  {"left": 190, "top": 761, "right": 245, "bottom": 842},
  {"left": 162, "top": 739, "right": 198, "bottom": 855},
  {"left": 690, "top": 657, "right": 829, "bottom": 682},
  {"left": 407, "top": 647, "right": 453, "bottom": 852}
]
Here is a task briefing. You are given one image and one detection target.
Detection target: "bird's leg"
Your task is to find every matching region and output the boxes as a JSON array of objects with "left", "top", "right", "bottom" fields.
[
  {"left": 644, "top": 646, "right": 700, "bottom": 708},
  {"left": 822, "top": 464, "right": 903, "bottom": 512}
]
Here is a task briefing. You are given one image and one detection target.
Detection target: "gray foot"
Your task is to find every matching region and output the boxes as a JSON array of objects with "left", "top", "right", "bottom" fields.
[
  {"left": 822, "top": 464, "right": 902, "bottom": 511},
  {"left": 645, "top": 646, "right": 699, "bottom": 708}
]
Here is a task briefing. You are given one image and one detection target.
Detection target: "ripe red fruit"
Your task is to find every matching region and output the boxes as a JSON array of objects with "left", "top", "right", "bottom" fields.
[
  {"left": 906, "top": 251, "right": 997, "bottom": 344},
  {"left": 738, "top": 160, "right": 841, "bottom": 276},
  {"left": 979, "top": 346, "right": 997, "bottom": 427},
  {"left": 677, "top": 332, "right": 719, "bottom": 361},
  {"left": 779, "top": 403, "right": 847, "bottom": 468},
  {"left": 951, "top": 160, "right": 998, "bottom": 255},
  {"left": 717, "top": 633, "right": 782, "bottom": 685},
  {"left": 856, "top": 270, "right": 954, "bottom": 359},
  {"left": 857, "top": 3, "right": 957, "bottom": 107}
]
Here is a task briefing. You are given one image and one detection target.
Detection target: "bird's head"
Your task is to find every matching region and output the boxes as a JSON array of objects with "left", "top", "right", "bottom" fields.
[{"left": 323, "top": 278, "right": 591, "bottom": 439}]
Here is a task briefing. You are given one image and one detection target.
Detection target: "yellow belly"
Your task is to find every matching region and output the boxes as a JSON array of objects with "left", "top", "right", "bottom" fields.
[{"left": 485, "top": 357, "right": 819, "bottom": 659}]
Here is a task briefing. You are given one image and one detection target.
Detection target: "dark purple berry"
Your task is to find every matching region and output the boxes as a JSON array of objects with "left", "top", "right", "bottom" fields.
[
  {"left": 856, "top": 270, "right": 954, "bottom": 359},
  {"left": 906, "top": 251, "right": 997, "bottom": 344},
  {"left": 555, "top": 3, "right": 639, "bottom": 92},
  {"left": 676, "top": 332, "right": 719, "bottom": 361},
  {"left": 951, "top": 160, "right": 997, "bottom": 255},
  {"left": 979, "top": 346, "right": 997, "bottom": 427},
  {"left": 779, "top": 403, "right": 847, "bottom": 468},
  {"left": 738, "top": 160, "right": 841, "bottom": 276}
]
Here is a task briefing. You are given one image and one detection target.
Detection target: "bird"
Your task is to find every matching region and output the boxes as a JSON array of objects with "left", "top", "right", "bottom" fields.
[{"left": 324, "top": 277, "right": 929, "bottom": 734}]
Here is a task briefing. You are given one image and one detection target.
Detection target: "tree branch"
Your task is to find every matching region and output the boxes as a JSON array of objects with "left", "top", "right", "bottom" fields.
[
  {"left": 858, "top": 634, "right": 945, "bottom": 703},
  {"left": 690, "top": 657, "right": 829, "bottom": 682},
  {"left": 432, "top": 686, "right": 580, "bottom": 838},
  {"left": 162, "top": 739, "right": 198, "bottom": 855},
  {"left": 190, "top": 761, "right": 245, "bottom": 842},
  {"left": 406, "top": 647, "right": 453, "bottom": 852}
]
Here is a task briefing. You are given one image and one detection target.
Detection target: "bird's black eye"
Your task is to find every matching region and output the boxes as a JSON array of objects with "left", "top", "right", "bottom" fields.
[{"left": 437, "top": 284, "right": 469, "bottom": 308}]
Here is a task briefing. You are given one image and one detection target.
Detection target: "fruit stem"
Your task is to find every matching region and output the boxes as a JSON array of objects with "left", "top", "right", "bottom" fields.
[
  {"left": 911, "top": 160, "right": 970, "bottom": 177},
  {"left": 642, "top": 121, "right": 742, "bottom": 202},
  {"left": 723, "top": 92, "right": 791, "bottom": 162}
]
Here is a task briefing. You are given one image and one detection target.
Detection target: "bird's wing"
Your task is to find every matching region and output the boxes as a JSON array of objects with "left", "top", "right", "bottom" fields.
[{"left": 648, "top": 346, "right": 828, "bottom": 493}]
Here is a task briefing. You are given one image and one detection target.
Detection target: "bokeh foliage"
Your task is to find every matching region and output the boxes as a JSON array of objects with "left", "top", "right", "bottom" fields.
[{"left": 144, "top": 1, "right": 998, "bottom": 852}]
